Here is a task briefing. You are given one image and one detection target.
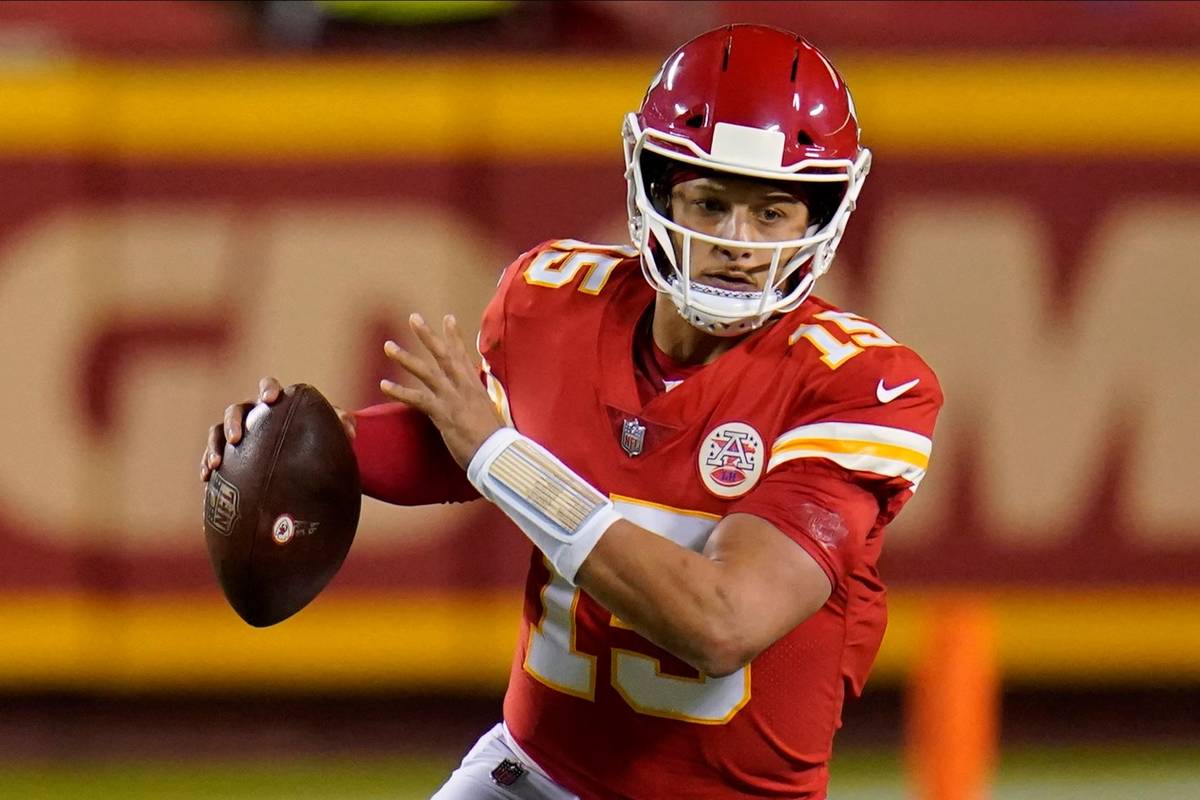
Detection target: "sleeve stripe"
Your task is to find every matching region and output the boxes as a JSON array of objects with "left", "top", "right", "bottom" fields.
[
  {"left": 767, "top": 422, "right": 933, "bottom": 488},
  {"left": 770, "top": 438, "right": 929, "bottom": 470},
  {"left": 767, "top": 447, "right": 927, "bottom": 487},
  {"left": 772, "top": 422, "right": 932, "bottom": 456}
]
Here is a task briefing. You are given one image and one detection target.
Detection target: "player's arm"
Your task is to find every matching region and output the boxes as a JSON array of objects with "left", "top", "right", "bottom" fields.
[
  {"left": 351, "top": 401, "right": 478, "bottom": 505},
  {"left": 463, "top": 423, "right": 868, "bottom": 676},
  {"left": 200, "top": 375, "right": 477, "bottom": 507},
  {"left": 576, "top": 508, "right": 850, "bottom": 677}
]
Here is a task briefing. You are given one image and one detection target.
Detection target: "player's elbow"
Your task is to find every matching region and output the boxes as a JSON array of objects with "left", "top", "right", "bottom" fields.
[
  {"left": 685, "top": 584, "right": 771, "bottom": 677},
  {"left": 691, "top": 624, "right": 758, "bottom": 678},
  {"left": 696, "top": 641, "right": 757, "bottom": 678},
  {"left": 690, "top": 579, "right": 826, "bottom": 677}
]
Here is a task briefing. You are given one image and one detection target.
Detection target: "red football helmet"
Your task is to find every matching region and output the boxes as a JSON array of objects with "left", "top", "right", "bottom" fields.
[{"left": 623, "top": 24, "right": 871, "bottom": 335}]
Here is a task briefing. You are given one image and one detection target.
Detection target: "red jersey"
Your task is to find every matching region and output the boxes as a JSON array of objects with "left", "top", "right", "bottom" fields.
[{"left": 473, "top": 240, "right": 943, "bottom": 799}]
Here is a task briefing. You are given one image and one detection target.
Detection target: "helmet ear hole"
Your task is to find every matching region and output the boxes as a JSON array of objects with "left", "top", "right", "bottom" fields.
[{"left": 796, "top": 130, "right": 814, "bottom": 146}]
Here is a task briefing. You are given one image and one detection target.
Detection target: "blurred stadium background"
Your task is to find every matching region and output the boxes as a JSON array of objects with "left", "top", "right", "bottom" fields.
[{"left": 1, "top": 1, "right": 1198, "bottom": 797}]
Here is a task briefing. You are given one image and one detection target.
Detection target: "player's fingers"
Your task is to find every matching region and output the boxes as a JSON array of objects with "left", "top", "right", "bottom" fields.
[
  {"left": 408, "top": 313, "right": 452, "bottom": 366},
  {"left": 259, "top": 376, "right": 283, "bottom": 404},
  {"left": 380, "top": 379, "right": 432, "bottom": 415},
  {"left": 223, "top": 402, "right": 251, "bottom": 445},
  {"left": 384, "top": 340, "right": 442, "bottom": 390},
  {"left": 335, "top": 408, "right": 357, "bottom": 440},
  {"left": 440, "top": 314, "right": 468, "bottom": 370},
  {"left": 206, "top": 423, "right": 224, "bottom": 462},
  {"left": 203, "top": 423, "right": 224, "bottom": 479},
  {"left": 442, "top": 314, "right": 477, "bottom": 383}
]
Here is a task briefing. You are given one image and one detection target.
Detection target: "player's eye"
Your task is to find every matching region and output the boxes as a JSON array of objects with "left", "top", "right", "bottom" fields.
[
  {"left": 695, "top": 198, "right": 726, "bottom": 214},
  {"left": 760, "top": 207, "right": 786, "bottom": 223}
]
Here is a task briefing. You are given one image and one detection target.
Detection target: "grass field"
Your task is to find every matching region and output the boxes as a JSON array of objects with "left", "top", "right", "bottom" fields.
[{"left": 3, "top": 746, "right": 1198, "bottom": 799}]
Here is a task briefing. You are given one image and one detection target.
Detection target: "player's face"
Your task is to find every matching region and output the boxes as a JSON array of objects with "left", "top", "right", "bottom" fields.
[{"left": 668, "top": 176, "right": 811, "bottom": 292}]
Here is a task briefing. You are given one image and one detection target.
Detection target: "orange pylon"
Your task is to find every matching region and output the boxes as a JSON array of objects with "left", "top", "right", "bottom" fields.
[{"left": 906, "top": 598, "right": 999, "bottom": 800}]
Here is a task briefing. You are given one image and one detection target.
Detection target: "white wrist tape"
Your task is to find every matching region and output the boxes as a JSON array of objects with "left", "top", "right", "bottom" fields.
[{"left": 468, "top": 427, "right": 621, "bottom": 584}]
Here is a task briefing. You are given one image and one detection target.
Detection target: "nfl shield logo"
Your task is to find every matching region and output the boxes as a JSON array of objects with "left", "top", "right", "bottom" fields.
[
  {"left": 490, "top": 758, "right": 526, "bottom": 786},
  {"left": 620, "top": 418, "right": 646, "bottom": 457},
  {"left": 204, "top": 472, "right": 240, "bottom": 536}
]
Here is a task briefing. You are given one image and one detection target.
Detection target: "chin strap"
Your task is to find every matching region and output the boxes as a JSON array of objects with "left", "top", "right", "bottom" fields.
[{"left": 468, "top": 427, "right": 623, "bottom": 584}]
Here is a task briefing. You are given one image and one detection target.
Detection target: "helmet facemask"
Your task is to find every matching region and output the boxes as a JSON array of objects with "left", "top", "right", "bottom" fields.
[{"left": 623, "top": 113, "right": 871, "bottom": 337}]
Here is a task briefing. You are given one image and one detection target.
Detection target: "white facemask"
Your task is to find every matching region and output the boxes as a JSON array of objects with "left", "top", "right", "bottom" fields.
[{"left": 623, "top": 113, "right": 871, "bottom": 336}]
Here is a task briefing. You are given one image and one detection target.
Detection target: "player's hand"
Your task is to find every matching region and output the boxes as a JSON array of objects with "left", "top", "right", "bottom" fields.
[
  {"left": 200, "top": 376, "right": 357, "bottom": 481},
  {"left": 380, "top": 313, "right": 503, "bottom": 469}
]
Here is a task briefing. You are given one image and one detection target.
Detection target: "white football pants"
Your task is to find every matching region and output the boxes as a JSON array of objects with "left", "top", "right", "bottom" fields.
[{"left": 429, "top": 722, "right": 580, "bottom": 800}]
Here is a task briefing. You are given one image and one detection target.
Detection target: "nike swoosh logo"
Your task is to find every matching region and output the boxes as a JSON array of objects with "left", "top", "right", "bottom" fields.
[{"left": 877, "top": 378, "right": 920, "bottom": 404}]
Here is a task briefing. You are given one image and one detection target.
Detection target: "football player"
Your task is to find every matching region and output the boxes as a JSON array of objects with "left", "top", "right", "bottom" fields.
[{"left": 203, "top": 24, "right": 941, "bottom": 799}]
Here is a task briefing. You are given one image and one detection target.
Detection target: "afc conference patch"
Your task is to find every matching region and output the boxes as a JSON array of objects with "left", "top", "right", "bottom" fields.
[{"left": 699, "top": 421, "right": 764, "bottom": 498}]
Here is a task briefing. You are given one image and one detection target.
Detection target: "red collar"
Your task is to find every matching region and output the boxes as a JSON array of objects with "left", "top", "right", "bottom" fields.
[{"left": 632, "top": 310, "right": 705, "bottom": 404}]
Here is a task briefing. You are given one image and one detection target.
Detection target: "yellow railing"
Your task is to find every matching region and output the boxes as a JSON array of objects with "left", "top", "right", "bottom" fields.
[
  {"left": 0, "top": 55, "right": 1197, "bottom": 158},
  {"left": 3, "top": 588, "right": 1198, "bottom": 690}
]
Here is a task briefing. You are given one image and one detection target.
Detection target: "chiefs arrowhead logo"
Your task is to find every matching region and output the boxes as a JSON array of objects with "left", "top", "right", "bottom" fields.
[{"left": 271, "top": 513, "right": 295, "bottom": 545}]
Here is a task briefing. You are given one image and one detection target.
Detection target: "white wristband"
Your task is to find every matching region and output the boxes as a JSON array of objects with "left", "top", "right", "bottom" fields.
[{"left": 468, "top": 427, "right": 620, "bottom": 584}]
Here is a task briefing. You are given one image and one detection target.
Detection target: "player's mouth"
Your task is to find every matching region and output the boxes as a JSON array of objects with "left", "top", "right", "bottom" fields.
[{"left": 696, "top": 272, "right": 760, "bottom": 292}]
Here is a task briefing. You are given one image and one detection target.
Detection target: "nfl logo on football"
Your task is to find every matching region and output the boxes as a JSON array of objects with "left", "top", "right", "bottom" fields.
[{"left": 204, "top": 473, "right": 240, "bottom": 536}]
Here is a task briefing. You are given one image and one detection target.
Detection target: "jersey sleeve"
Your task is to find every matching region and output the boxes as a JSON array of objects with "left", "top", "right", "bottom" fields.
[
  {"left": 731, "top": 343, "right": 943, "bottom": 587},
  {"left": 352, "top": 403, "right": 478, "bottom": 505},
  {"left": 476, "top": 241, "right": 557, "bottom": 428},
  {"left": 729, "top": 463, "right": 880, "bottom": 590}
]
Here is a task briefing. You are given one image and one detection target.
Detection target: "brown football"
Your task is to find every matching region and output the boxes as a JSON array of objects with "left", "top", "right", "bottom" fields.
[{"left": 202, "top": 384, "right": 361, "bottom": 627}]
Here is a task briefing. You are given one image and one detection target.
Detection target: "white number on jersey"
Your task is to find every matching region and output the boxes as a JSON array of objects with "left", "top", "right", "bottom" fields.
[
  {"left": 523, "top": 241, "right": 634, "bottom": 295},
  {"left": 789, "top": 310, "right": 900, "bottom": 369},
  {"left": 524, "top": 496, "right": 750, "bottom": 725}
]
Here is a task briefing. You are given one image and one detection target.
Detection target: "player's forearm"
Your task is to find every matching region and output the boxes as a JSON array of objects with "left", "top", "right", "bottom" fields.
[
  {"left": 465, "top": 428, "right": 791, "bottom": 675},
  {"left": 352, "top": 403, "right": 479, "bottom": 505},
  {"left": 575, "top": 520, "right": 754, "bottom": 677}
]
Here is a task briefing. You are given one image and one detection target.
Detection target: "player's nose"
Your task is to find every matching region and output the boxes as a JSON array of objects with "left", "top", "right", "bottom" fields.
[{"left": 714, "top": 207, "right": 760, "bottom": 260}]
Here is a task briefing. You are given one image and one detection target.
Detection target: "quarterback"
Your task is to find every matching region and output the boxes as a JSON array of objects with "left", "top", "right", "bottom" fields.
[{"left": 203, "top": 24, "right": 942, "bottom": 800}]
